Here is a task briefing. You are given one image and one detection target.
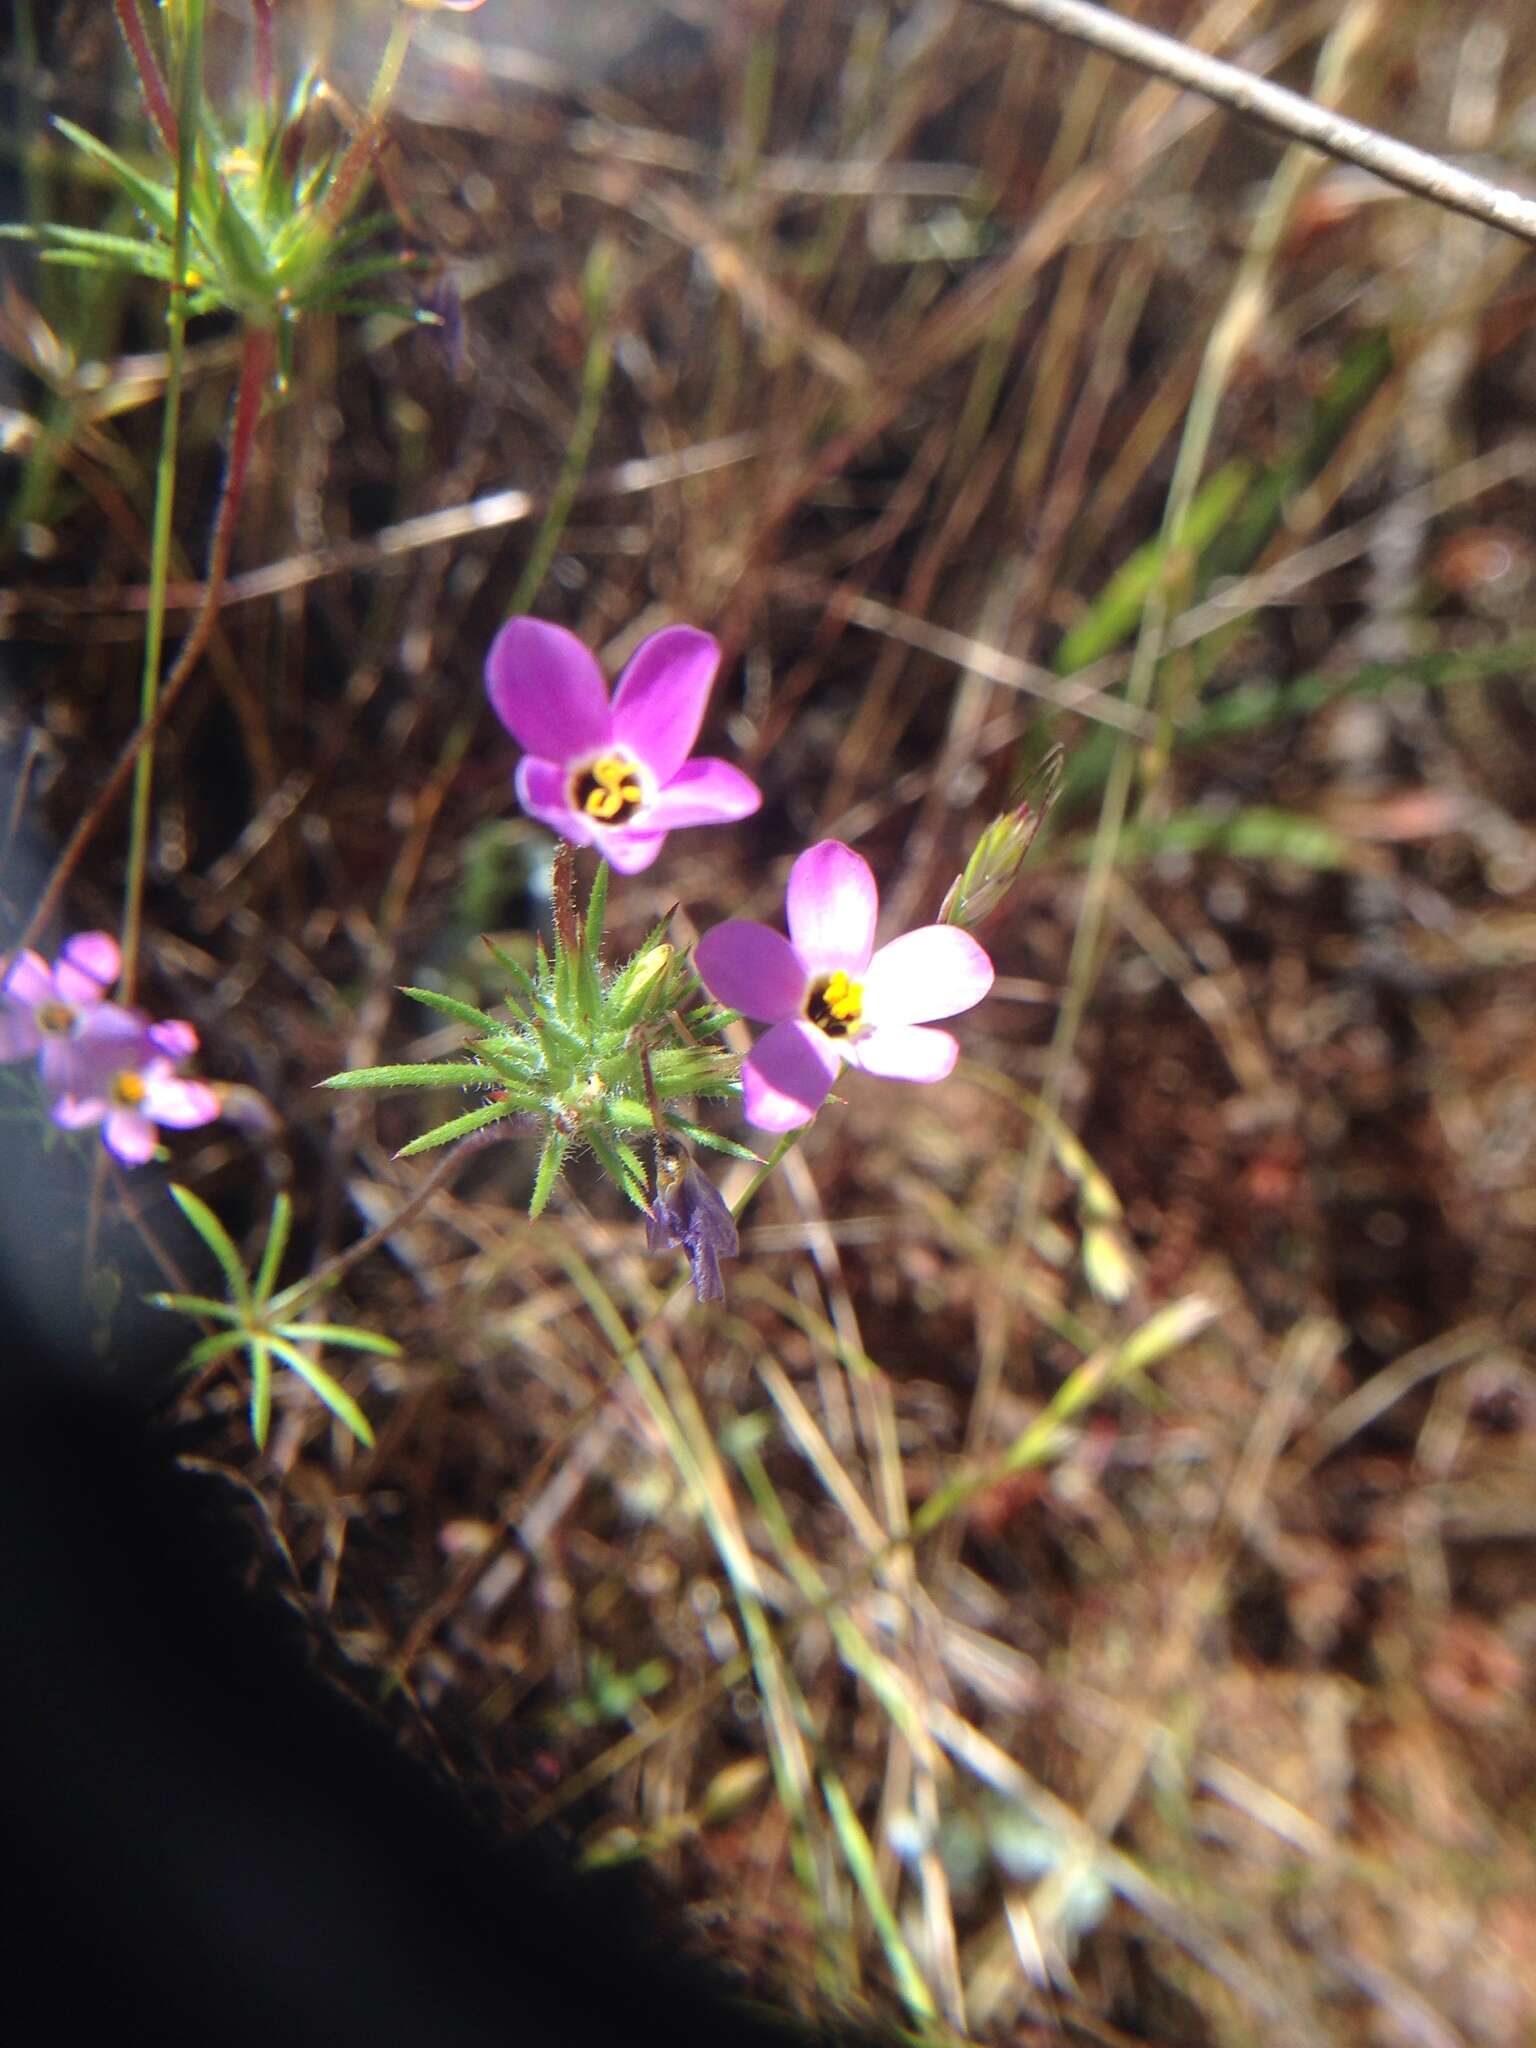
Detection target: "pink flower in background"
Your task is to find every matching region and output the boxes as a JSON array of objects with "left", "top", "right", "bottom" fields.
[
  {"left": 0, "top": 931, "right": 131, "bottom": 1094},
  {"left": 694, "top": 840, "right": 994, "bottom": 1132},
  {"left": 51, "top": 1017, "right": 220, "bottom": 1167},
  {"left": 2, "top": 931, "right": 221, "bottom": 1164},
  {"left": 486, "top": 619, "right": 761, "bottom": 874}
]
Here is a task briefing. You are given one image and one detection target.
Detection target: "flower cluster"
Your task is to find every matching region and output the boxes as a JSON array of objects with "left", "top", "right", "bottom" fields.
[
  {"left": 0, "top": 933, "right": 220, "bottom": 1166},
  {"left": 485, "top": 622, "right": 1000, "bottom": 1133},
  {"left": 337, "top": 615, "right": 1015, "bottom": 1304}
]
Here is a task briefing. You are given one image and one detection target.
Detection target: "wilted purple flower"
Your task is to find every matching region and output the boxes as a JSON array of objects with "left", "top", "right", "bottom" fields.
[
  {"left": 694, "top": 840, "right": 994, "bottom": 1132},
  {"left": 645, "top": 1134, "right": 739, "bottom": 1302},
  {"left": 50, "top": 1016, "right": 220, "bottom": 1167},
  {"left": 420, "top": 271, "right": 466, "bottom": 375},
  {"left": 485, "top": 619, "right": 761, "bottom": 874},
  {"left": 0, "top": 931, "right": 132, "bottom": 1095}
]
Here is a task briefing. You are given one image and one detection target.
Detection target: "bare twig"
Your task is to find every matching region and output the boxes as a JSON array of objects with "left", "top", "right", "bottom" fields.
[
  {"left": 977, "top": 0, "right": 1536, "bottom": 245},
  {"left": 0, "top": 434, "right": 762, "bottom": 623}
]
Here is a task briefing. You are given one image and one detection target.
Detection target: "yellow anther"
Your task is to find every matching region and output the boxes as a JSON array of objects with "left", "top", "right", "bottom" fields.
[
  {"left": 805, "top": 970, "right": 864, "bottom": 1039},
  {"left": 112, "top": 1072, "right": 148, "bottom": 1107},
  {"left": 571, "top": 752, "right": 645, "bottom": 825}
]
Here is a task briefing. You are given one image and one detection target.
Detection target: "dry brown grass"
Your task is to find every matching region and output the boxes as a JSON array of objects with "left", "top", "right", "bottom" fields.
[{"left": 5, "top": 1, "right": 1536, "bottom": 2040}]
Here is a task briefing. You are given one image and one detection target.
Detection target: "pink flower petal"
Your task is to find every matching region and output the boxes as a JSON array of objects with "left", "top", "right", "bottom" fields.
[
  {"left": 862, "top": 925, "right": 994, "bottom": 1026},
  {"left": 57, "top": 930, "right": 121, "bottom": 999},
  {"left": 104, "top": 1107, "right": 158, "bottom": 1164},
  {"left": 785, "top": 841, "right": 878, "bottom": 978},
  {"left": 38, "top": 1037, "right": 92, "bottom": 1098},
  {"left": 643, "top": 758, "right": 762, "bottom": 831},
  {"left": 3, "top": 950, "right": 52, "bottom": 1010},
  {"left": 601, "top": 830, "right": 667, "bottom": 874},
  {"left": 610, "top": 627, "right": 721, "bottom": 784},
  {"left": 38, "top": 1007, "right": 145, "bottom": 1098},
  {"left": 53, "top": 963, "right": 106, "bottom": 1006},
  {"left": 149, "top": 1018, "right": 200, "bottom": 1059},
  {"left": 514, "top": 756, "right": 600, "bottom": 848},
  {"left": 486, "top": 618, "right": 612, "bottom": 764},
  {"left": 694, "top": 921, "right": 806, "bottom": 1022},
  {"left": 847, "top": 1022, "right": 958, "bottom": 1083},
  {"left": 51, "top": 1093, "right": 106, "bottom": 1130},
  {"left": 0, "top": 1011, "right": 40, "bottom": 1062},
  {"left": 143, "top": 1072, "right": 221, "bottom": 1129},
  {"left": 741, "top": 1019, "right": 840, "bottom": 1131}
]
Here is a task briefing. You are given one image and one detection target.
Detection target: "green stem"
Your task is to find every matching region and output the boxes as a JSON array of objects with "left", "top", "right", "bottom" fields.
[
  {"left": 367, "top": 14, "right": 415, "bottom": 118},
  {"left": 119, "top": 0, "right": 203, "bottom": 1003},
  {"left": 507, "top": 241, "right": 618, "bottom": 618},
  {"left": 317, "top": 14, "right": 415, "bottom": 234},
  {"left": 9, "top": 327, "right": 270, "bottom": 978}
]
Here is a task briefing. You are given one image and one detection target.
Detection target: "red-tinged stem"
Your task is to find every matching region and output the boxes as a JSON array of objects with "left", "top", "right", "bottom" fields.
[
  {"left": 250, "top": 0, "right": 276, "bottom": 118},
  {"left": 4, "top": 327, "right": 272, "bottom": 982},
  {"left": 316, "top": 14, "right": 414, "bottom": 234},
  {"left": 551, "top": 840, "right": 579, "bottom": 955},
  {"left": 113, "top": 0, "right": 178, "bottom": 157}
]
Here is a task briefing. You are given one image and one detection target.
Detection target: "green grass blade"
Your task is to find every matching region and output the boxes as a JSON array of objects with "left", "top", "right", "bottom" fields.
[
  {"left": 265, "top": 1337, "right": 375, "bottom": 1447},
  {"left": 277, "top": 1323, "right": 400, "bottom": 1356},
  {"left": 1100, "top": 804, "right": 1353, "bottom": 871},
  {"left": 253, "top": 1191, "right": 293, "bottom": 1303},
  {"left": 167, "top": 1184, "right": 250, "bottom": 1310},
  {"left": 250, "top": 1337, "right": 273, "bottom": 1449},
  {"left": 183, "top": 1328, "right": 250, "bottom": 1371},
  {"left": 147, "top": 1290, "right": 240, "bottom": 1323},
  {"left": 1054, "top": 460, "right": 1250, "bottom": 674},
  {"left": 820, "top": 1773, "right": 936, "bottom": 2023}
]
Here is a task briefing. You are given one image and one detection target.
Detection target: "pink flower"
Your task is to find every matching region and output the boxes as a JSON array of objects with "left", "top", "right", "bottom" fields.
[
  {"left": 485, "top": 619, "right": 761, "bottom": 874},
  {"left": 50, "top": 1016, "right": 221, "bottom": 1167},
  {"left": 0, "top": 931, "right": 130, "bottom": 1094},
  {"left": 694, "top": 840, "right": 994, "bottom": 1132}
]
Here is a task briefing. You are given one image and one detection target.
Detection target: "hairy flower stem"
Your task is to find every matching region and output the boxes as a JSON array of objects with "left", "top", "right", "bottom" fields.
[
  {"left": 112, "top": 0, "right": 178, "bottom": 156},
  {"left": 551, "top": 839, "right": 580, "bottom": 956},
  {"left": 7, "top": 324, "right": 271, "bottom": 985}
]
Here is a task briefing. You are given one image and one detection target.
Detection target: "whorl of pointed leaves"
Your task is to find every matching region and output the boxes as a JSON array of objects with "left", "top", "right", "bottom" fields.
[
  {"left": 320, "top": 857, "right": 755, "bottom": 1218},
  {"left": 5, "top": 45, "right": 434, "bottom": 375}
]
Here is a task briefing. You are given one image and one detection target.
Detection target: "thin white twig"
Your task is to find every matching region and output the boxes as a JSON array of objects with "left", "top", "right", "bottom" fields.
[{"left": 978, "top": 0, "right": 1536, "bottom": 246}]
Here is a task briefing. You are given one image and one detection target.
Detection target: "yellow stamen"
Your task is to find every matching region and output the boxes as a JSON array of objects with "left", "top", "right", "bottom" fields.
[
  {"left": 112, "top": 1072, "right": 148, "bottom": 1108},
  {"left": 570, "top": 752, "right": 645, "bottom": 825},
  {"left": 805, "top": 970, "right": 864, "bottom": 1039}
]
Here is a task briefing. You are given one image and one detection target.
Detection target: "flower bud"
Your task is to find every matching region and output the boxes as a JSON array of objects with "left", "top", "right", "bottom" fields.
[
  {"left": 610, "top": 942, "right": 675, "bottom": 1026},
  {"left": 939, "top": 748, "right": 1061, "bottom": 931}
]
